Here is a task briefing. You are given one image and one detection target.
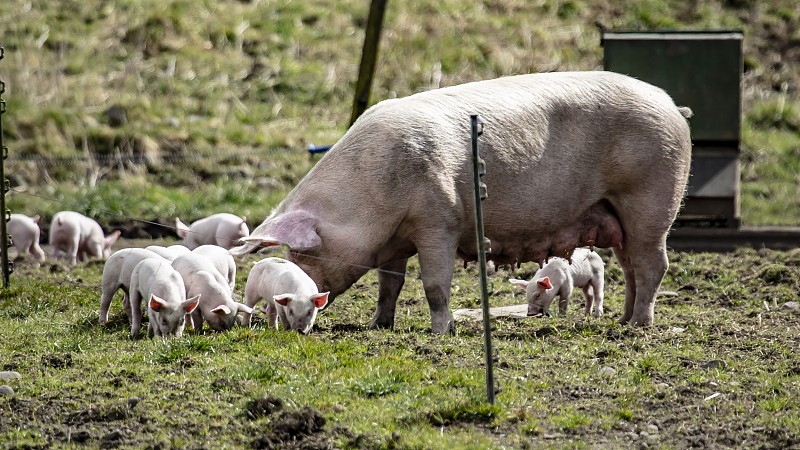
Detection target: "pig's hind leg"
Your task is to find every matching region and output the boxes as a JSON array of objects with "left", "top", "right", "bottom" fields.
[
  {"left": 368, "top": 258, "right": 408, "bottom": 330},
  {"left": 611, "top": 197, "right": 674, "bottom": 326}
]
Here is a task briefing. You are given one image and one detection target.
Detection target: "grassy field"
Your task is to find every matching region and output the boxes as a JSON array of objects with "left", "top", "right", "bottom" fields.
[
  {"left": 0, "top": 0, "right": 798, "bottom": 226},
  {"left": 2, "top": 245, "right": 800, "bottom": 449}
]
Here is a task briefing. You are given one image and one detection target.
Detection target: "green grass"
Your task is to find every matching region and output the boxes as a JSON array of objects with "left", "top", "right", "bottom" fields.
[
  {"left": 1, "top": 1, "right": 800, "bottom": 446},
  {"left": 0, "top": 0, "right": 799, "bottom": 225},
  {"left": 2, "top": 248, "right": 800, "bottom": 448}
]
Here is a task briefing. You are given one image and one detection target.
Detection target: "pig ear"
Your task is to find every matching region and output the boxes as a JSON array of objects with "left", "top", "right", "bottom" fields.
[
  {"left": 175, "top": 218, "right": 190, "bottom": 238},
  {"left": 273, "top": 294, "right": 294, "bottom": 306},
  {"left": 105, "top": 231, "right": 121, "bottom": 248},
  {"left": 312, "top": 292, "right": 329, "bottom": 309},
  {"left": 211, "top": 305, "right": 232, "bottom": 316},
  {"left": 237, "top": 303, "right": 254, "bottom": 315},
  {"left": 182, "top": 294, "right": 201, "bottom": 314},
  {"left": 149, "top": 294, "right": 166, "bottom": 312},
  {"left": 537, "top": 277, "right": 552, "bottom": 290},
  {"left": 247, "top": 210, "right": 322, "bottom": 251},
  {"left": 508, "top": 278, "right": 529, "bottom": 290}
]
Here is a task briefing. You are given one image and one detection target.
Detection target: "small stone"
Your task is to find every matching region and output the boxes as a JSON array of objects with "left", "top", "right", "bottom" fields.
[
  {"left": 656, "top": 383, "right": 670, "bottom": 390},
  {"left": 669, "top": 327, "right": 685, "bottom": 333},
  {"left": 781, "top": 301, "right": 800, "bottom": 311},
  {"left": 625, "top": 431, "right": 640, "bottom": 440},
  {"left": 646, "top": 424, "right": 659, "bottom": 434},
  {"left": 0, "top": 371, "right": 20, "bottom": 380},
  {"left": 598, "top": 366, "right": 617, "bottom": 376},
  {"left": 0, "top": 385, "right": 14, "bottom": 396}
]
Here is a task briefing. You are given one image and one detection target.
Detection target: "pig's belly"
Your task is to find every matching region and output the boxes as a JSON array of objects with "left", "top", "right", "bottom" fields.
[{"left": 458, "top": 200, "right": 623, "bottom": 265}]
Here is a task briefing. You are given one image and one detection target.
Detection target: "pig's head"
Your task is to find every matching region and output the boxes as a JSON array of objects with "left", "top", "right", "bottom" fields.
[
  {"left": 148, "top": 293, "right": 201, "bottom": 337},
  {"left": 509, "top": 277, "right": 555, "bottom": 316},
  {"left": 273, "top": 291, "right": 330, "bottom": 334},
  {"left": 207, "top": 302, "right": 255, "bottom": 331},
  {"left": 231, "top": 209, "right": 369, "bottom": 302},
  {"left": 193, "top": 271, "right": 254, "bottom": 331}
]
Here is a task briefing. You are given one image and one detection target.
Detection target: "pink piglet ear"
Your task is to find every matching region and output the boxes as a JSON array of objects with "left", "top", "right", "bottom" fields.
[
  {"left": 210, "top": 305, "right": 232, "bottom": 316},
  {"left": 149, "top": 294, "right": 166, "bottom": 312},
  {"left": 183, "top": 294, "right": 201, "bottom": 314},
  {"left": 273, "top": 294, "right": 293, "bottom": 306},
  {"left": 537, "top": 277, "right": 552, "bottom": 290},
  {"left": 312, "top": 292, "right": 329, "bottom": 309},
  {"left": 508, "top": 278, "right": 529, "bottom": 290}
]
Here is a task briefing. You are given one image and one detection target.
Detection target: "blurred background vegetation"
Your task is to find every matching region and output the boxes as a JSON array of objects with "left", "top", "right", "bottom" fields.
[{"left": 0, "top": 0, "right": 798, "bottom": 229}]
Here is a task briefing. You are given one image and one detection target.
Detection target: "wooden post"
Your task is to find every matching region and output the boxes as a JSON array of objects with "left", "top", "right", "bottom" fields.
[{"left": 349, "top": 0, "right": 388, "bottom": 127}]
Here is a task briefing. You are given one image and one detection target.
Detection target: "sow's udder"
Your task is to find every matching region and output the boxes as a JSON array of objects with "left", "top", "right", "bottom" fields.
[{"left": 552, "top": 201, "right": 623, "bottom": 257}]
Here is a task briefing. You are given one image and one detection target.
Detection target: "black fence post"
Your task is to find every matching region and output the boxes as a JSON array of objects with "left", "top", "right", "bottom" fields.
[{"left": 0, "top": 44, "right": 12, "bottom": 287}]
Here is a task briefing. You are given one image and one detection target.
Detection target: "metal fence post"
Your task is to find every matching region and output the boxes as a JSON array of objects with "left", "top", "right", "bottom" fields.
[
  {"left": 471, "top": 114, "right": 495, "bottom": 404},
  {"left": 0, "top": 44, "right": 12, "bottom": 287}
]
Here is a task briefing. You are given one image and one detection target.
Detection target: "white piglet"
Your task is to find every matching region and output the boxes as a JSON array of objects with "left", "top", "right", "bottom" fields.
[
  {"left": 509, "top": 247, "right": 605, "bottom": 317},
  {"left": 129, "top": 258, "right": 200, "bottom": 338},
  {"left": 192, "top": 244, "right": 237, "bottom": 291},
  {"left": 99, "top": 248, "right": 166, "bottom": 325},
  {"left": 49, "top": 211, "right": 120, "bottom": 264},
  {"left": 171, "top": 253, "right": 252, "bottom": 332},
  {"left": 7, "top": 214, "right": 46, "bottom": 261},
  {"left": 175, "top": 213, "right": 249, "bottom": 250},
  {"left": 144, "top": 245, "right": 191, "bottom": 261},
  {"left": 242, "top": 257, "right": 329, "bottom": 334}
]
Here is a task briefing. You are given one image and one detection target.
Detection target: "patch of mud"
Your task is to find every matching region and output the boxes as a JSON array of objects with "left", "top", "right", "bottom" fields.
[
  {"left": 41, "top": 352, "right": 73, "bottom": 369},
  {"left": 252, "top": 406, "right": 330, "bottom": 450},
  {"left": 244, "top": 396, "right": 283, "bottom": 419}
]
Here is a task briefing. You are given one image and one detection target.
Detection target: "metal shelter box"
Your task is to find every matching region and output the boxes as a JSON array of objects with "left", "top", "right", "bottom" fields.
[{"left": 602, "top": 30, "right": 744, "bottom": 227}]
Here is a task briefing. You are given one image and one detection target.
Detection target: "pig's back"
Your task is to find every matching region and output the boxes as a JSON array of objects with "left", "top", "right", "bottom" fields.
[{"left": 253, "top": 258, "right": 316, "bottom": 294}]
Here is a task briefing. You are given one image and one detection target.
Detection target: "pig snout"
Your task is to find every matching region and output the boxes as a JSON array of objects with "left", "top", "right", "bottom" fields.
[{"left": 527, "top": 305, "right": 547, "bottom": 317}]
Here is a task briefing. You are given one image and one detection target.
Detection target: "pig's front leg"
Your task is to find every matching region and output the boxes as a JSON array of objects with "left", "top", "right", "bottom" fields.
[
  {"left": 130, "top": 289, "right": 143, "bottom": 338},
  {"left": 558, "top": 283, "right": 573, "bottom": 316},
  {"left": 368, "top": 258, "right": 408, "bottom": 330},
  {"left": 190, "top": 310, "right": 204, "bottom": 333},
  {"left": 591, "top": 275, "right": 605, "bottom": 318},
  {"left": 417, "top": 241, "right": 457, "bottom": 335}
]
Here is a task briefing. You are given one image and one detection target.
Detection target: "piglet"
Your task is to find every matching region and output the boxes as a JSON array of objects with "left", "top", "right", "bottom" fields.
[
  {"left": 144, "top": 244, "right": 191, "bottom": 261},
  {"left": 99, "top": 248, "right": 166, "bottom": 325},
  {"left": 7, "top": 214, "right": 46, "bottom": 261},
  {"left": 242, "top": 257, "right": 329, "bottom": 334},
  {"left": 171, "top": 253, "right": 252, "bottom": 332},
  {"left": 129, "top": 258, "right": 200, "bottom": 338},
  {"left": 509, "top": 247, "right": 605, "bottom": 317},
  {"left": 175, "top": 213, "right": 249, "bottom": 250},
  {"left": 192, "top": 244, "right": 236, "bottom": 291},
  {"left": 49, "top": 211, "right": 120, "bottom": 264}
]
